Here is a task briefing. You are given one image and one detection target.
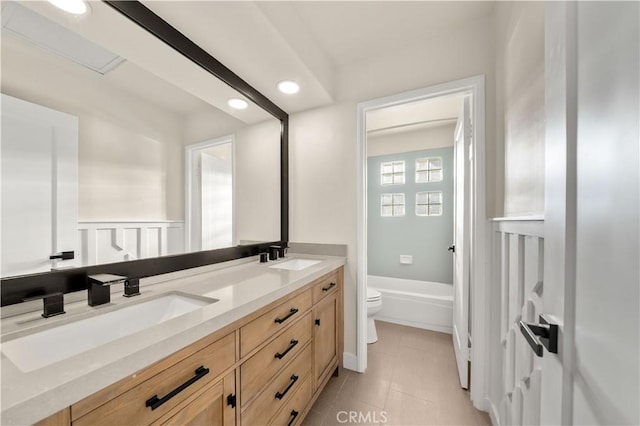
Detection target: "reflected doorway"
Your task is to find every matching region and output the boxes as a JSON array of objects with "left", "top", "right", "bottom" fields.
[{"left": 185, "top": 136, "right": 235, "bottom": 251}]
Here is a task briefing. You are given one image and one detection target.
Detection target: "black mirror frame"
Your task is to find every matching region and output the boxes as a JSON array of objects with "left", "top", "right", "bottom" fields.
[{"left": 0, "top": 1, "right": 288, "bottom": 306}]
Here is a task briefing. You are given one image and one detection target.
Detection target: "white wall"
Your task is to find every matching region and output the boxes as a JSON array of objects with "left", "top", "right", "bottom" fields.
[
  {"left": 367, "top": 123, "right": 456, "bottom": 157},
  {"left": 235, "top": 119, "right": 281, "bottom": 243},
  {"left": 1, "top": 36, "right": 185, "bottom": 221},
  {"left": 289, "top": 13, "right": 496, "bottom": 357},
  {"left": 495, "top": 2, "right": 545, "bottom": 216}
]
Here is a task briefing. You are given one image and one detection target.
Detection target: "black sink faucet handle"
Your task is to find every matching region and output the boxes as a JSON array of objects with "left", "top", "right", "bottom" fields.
[
  {"left": 49, "top": 251, "right": 74, "bottom": 260},
  {"left": 23, "top": 292, "right": 65, "bottom": 318},
  {"left": 269, "top": 245, "right": 280, "bottom": 261}
]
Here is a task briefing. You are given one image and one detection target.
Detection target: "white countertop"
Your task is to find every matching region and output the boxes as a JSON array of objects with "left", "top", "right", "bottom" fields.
[{"left": 0, "top": 253, "right": 345, "bottom": 425}]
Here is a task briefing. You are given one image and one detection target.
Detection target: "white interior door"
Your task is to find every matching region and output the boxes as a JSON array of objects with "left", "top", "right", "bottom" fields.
[
  {"left": 539, "top": 3, "right": 639, "bottom": 425},
  {"left": 200, "top": 151, "right": 233, "bottom": 250},
  {"left": 1, "top": 94, "right": 78, "bottom": 276},
  {"left": 570, "top": 2, "right": 638, "bottom": 424},
  {"left": 453, "top": 97, "right": 471, "bottom": 389}
]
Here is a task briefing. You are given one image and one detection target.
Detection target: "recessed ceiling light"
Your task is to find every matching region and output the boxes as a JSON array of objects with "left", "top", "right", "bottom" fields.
[
  {"left": 277, "top": 80, "right": 300, "bottom": 94},
  {"left": 228, "top": 98, "right": 249, "bottom": 110},
  {"left": 47, "top": 0, "right": 89, "bottom": 15}
]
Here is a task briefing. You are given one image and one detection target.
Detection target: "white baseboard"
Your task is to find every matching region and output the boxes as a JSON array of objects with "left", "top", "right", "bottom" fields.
[
  {"left": 375, "top": 317, "right": 453, "bottom": 335},
  {"left": 342, "top": 352, "right": 359, "bottom": 372}
]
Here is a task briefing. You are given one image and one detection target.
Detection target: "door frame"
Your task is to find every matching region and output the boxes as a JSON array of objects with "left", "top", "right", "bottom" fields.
[
  {"left": 355, "top": 75, "right": 489, "bottom": 409},
  {"left": 184, "top": 135, "right": 236, "bottom": 252}
]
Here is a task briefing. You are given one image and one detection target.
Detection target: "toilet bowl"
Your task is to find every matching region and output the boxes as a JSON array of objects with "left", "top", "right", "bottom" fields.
[{"left": 367, "top": 287, "right": 383, "bottom": 344}]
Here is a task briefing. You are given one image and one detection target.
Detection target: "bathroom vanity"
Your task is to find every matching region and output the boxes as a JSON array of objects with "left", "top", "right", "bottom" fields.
[{"left": 0, "top": 255, "right": 344, "bottom": 426}]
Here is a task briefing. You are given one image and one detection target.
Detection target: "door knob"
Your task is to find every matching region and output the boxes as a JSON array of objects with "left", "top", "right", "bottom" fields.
[
  {"left": 448, "top": 245, "right": 455, "bottom": 253},
  {"left": 519, "top": 314, "right": 558, "bottom": 357}
]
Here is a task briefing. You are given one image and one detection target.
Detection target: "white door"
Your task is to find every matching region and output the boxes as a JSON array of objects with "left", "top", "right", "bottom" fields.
[
  {"left": 452, "top": 96, "right": 471, "bottom": 389},
  {"left": 540, "top": 2, "right": 639, "bottom": 425},
  {"left": 200, "top": 151, "right": 233, "bottom": 250},
  {"left": 1, "top": 94, "right": 78, "bottom": 276}
]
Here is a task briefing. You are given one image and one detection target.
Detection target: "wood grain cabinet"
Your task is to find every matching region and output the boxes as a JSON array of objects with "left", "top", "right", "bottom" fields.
[{"left": 32, "top": 266, "right": 343, "bottom": 426}]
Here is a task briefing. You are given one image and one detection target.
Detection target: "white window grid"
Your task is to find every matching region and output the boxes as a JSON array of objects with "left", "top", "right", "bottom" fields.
[
  {"left": 381, "top": 193, "right": 405, "bottom": 217},
  {"left": 380, "top": 161, "right": 405, "bottom": 185},
  {"left": 415, "top": 157, "right": 443, "bottom": 183},
  {"left": 416, "top": 191, "right": 443, "bottom": 216}
]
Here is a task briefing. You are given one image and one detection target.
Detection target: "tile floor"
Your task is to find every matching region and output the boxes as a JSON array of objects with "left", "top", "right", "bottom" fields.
[{"left": 303, "top": 321, "right": 491, "bottom": 426}]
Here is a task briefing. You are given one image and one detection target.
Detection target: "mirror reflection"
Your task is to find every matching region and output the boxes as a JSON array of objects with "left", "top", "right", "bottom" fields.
[{"left": 1, "top": 1, "right": 281, "bottom": 278}]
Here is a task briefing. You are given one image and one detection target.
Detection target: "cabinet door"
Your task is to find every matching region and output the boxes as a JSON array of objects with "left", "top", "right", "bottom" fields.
[
  {"left": 158, "top": 372, "right": 236, "bottom": 426},
  {"left": 313, "top": 293, "right": 337, "bottom": 389}
]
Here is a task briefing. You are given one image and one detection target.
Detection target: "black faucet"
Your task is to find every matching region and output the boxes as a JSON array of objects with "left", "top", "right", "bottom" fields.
[{"left": 88, "top": 274, "right": 139, "bottom": 306}]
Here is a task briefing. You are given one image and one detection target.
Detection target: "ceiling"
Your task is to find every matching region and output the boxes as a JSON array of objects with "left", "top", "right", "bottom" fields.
[
  {"left": 12, "top": 1, "right": 494, "bottom": 118},
  {"left": 142, "top": 1, "right": 495, "bottom": 114}
]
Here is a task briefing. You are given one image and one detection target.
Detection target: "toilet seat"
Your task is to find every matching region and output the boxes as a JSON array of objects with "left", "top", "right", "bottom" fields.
[{"left": 367, "top": 288, "right": 382, "bottom": 302}]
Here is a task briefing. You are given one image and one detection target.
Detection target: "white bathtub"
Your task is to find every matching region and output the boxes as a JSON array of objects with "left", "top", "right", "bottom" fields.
[{"left": 369, "top": 275, "right": 453, "bottom": 334}]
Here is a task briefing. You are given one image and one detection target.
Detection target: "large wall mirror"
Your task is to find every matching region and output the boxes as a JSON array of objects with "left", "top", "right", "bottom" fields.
[{"left": 1, "top": 1, "right": 287, "bottom": 305}]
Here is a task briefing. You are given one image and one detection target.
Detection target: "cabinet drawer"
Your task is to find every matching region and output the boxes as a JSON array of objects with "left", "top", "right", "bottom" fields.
[
  {"left": 268, "top": 375, "right": 312, "bottom": 426},
  {"left": 73, "top": 333, "right": 235, "bottom": 426},
  {"left": 241, "top": 290, "right": 312, "bottom": 357},
  {"left": 311, "top": 271, "right": 339, "bottom": 304},
  {"left": 241, "top": 344, "right": 311, "bottom": 424},
  {"left": 241, "top": 313, "right": 311, "bottom": 405}
]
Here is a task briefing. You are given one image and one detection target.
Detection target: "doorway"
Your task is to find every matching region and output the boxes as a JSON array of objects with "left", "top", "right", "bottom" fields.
[
  {"left": 356, "top": 75, "right": 488, "bottom": 408},
  {"left": 185, "top": 136, "right": 235, "bottom": 252}
]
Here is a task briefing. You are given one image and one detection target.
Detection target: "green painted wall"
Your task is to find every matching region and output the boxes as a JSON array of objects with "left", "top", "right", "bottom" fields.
[{"left": 367, "top": 147, "right": 454, "bottom": 284}]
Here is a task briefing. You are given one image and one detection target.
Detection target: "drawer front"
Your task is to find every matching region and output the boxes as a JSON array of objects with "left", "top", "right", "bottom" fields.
[
  {"left": 268, "top": 375, "right": 312, "bottom": 426},
  {"left": 74, "top": 333, "right": 235, "bottom": 426},
  {"left": 241, "top": 344, "right": 311, "bottom": 424},
  {"left": 241, "top": 313, "right": 311, "bottom": 405},
  {"left": 311, "top": 271, "right": 339, "bottom": 304},
  {"left": 241, "top": 290, "right": 312, "bottom": 357}
]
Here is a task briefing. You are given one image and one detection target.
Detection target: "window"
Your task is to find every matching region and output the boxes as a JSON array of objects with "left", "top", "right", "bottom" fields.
[
  {"left": 415, "top": 157, "right": 443, "bottom": 183},
  {"left": 381, "top": 161, "right": 405, "bottom": 185},
  {"left": 416, "top": 191, "right": 443, "bottom": 216},
  {"left": 381, "top": 193, "right": 405, "bottom": 217}
]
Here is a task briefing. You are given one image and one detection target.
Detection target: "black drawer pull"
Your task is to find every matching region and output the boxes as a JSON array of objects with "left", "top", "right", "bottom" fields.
[
  {"left": 288, "top": 410, "right": 300, "bottom": 426},
  {"left": 322, "top": 282, "right": 336, "bottom": 292},
  {"left": 145, "top": 366, "right": 209, "bottom": 410},
  {"left": 275, "top": 339, "right": 298, "bottom": 359},
  {"left": 275, "top": 308, "right": 299, "bottom": 324},
  {"left": 275, "top": 374, "right": 299, "bottom": 400}
]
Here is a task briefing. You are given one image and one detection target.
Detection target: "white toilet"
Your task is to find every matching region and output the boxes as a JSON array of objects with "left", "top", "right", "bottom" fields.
[{"left": 366, "top": 287, "right": 383, "bottom": 344}]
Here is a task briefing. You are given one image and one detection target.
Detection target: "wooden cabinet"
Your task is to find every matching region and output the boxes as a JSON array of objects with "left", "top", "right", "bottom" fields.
[
  {"left": 33, "top": 266, "right": 343, "bottom": 426},
  {"left": 153, "top": 372, "right": 235, "bottom": 426},
  {"left": 73, "top": 333, "right": 235, "bottom": 426},
  {"left": 240, "top": 290, "right": 312, "bottom": 357},
  {"left": 313, "top": 292, "right": 338, "bottom": 390}
]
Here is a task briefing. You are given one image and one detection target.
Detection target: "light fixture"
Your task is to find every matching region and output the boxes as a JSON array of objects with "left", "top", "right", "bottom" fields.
[
  {"left": 277, "top": 80, "right": 300, "bottom": 94},
  {"left": 47, "top": 0, "right": 89, "bottom": 16},
  {"left": 228, "top": 98, "right": 249, "bottom": 110}
]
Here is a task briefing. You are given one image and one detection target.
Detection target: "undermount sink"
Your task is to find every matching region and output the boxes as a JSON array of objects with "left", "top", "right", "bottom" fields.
[
  {"left": 269, "top": 258, "right": 321, "bottom": 271},
  {"left": 2, "top": 292, "right": 217, "bottom": 372}
]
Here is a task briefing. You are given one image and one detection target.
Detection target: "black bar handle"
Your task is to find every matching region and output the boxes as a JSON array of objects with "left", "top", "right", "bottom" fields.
[
  {"left": 519, "top": 321, "right": 544, "bottom": 357},
  {"left": 519, "top": 315, "right": 558, "bottom": 357},
  {"left": 287, "top": 410, "right": 300, "bottom": 426},
  {"left": 275, "top": 374, "right": 299, "bottom": 400},
  {"left": 145, "top": 366, "right": 209, "bottom": 410},
  {"left": 275, "top": 308, "right": 299, "bottom": 324},
  {"left": 322, "top": 282, "right": 336, "bottom": 292},
  {"left": 448, "top": 245, "right": 455, "bottom": 253},
  {"left": 274, "top": 339, "right": 298, "bottom": 359}
]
